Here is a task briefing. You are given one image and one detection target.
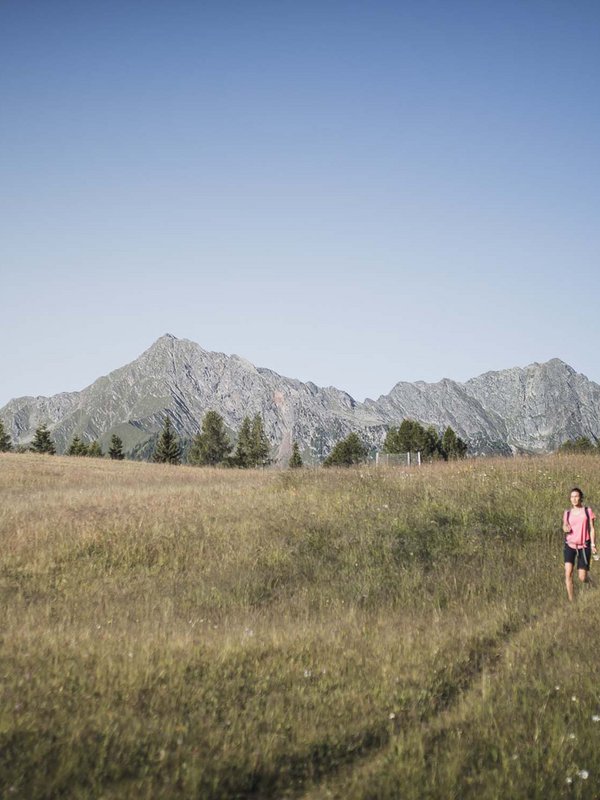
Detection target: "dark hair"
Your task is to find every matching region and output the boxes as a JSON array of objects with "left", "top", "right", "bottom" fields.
[{"left": 571, "top": 487, "right": 584, "bottom": 499}]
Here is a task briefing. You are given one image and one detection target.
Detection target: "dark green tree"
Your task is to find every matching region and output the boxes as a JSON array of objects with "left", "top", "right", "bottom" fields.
[
  {"left": 384, "top": 419, "right": 428, "bottom": 454},
  {"left": 423, "top": 425, "right": 443, "bottom": 459},
  {"left": 188, "top": 411, "right": 232, "bottom": 466},
  {"left": 558, "top": 436, "right": 597, "bottom": 454},
  {"left": 87, "top": 440, "right": 104, "bottom": 458},
  {"left": 152, "top": 416, "right": 182, "bottom": 464},
  {"left": 250, "top": 414, "right": 271, "bottom": 467},
  {"left": 0, "top": 420, "right": 12, "bottom": 452},
  {"left": 441, "top": 426, "right": 468, "bottom": 460},
  {"left": 324, "top": 432, "right": 368, "bottom": 467},
  {"left": 67, "top": 435, "right": 88, "bottom": 456},
  {"left": 289, "top": 441, "right": 303, "bottom": 469},
  {"left": 233, "top": 416, "right": 253, "bottom": 468},
  {"left": 30, "top": 424, "right": 56, "bottom": 455},
  {"left": 108, "top": 434, "right": 125, "bottom": 460}
]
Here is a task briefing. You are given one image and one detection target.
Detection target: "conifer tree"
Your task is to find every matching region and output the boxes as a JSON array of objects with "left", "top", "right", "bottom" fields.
[
  {"left": 188, "top": 411, "right": 232, "bottom": 466},
  {"left": 289, "top": 441, "right": 303, "bottom": 469},
  {"left": 423, "top": 425, "right": 443, "bottom": 460},
  {"left": 441, "top": 426, "right": 468, "bottom": 460},
  {"left": 0, "top": 420, "right": 12, "bottom": 452},
  {"left": 67, "top": 435, "right": 88, "bottom": 456},
  {"left": 87, "top": 440, "right": 104, "bottom": 458},
  {"left": 30, "top": 424, "right": 56, "bottom": 455},
  {"left": 152, "top": 416, "right": 181, "bottom": 464},
  {"left": 108, "top": 434, "right": 125, "bottom": 460},
  {"left": 233, "top": 416, "right": 253, "bottom": 468},
  {"left": 324, "top": 432, "right": 368, "bottom": 467},
  {"left": 250, "top": 414, "right": 271, "bottom": 467},
  {"left": 384, "top": 420, "right": 428, "bottom": 454}
]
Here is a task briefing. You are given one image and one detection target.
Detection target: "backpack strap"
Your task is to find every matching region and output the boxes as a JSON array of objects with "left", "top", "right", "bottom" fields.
[{"left": 586, "top": 506, "right": 591, "bottom": 540}]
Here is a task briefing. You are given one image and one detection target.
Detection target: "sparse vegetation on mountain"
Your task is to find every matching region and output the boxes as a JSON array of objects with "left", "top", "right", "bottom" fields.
[
  {"left": 30, "top": 423, "right": 56, "bottom": 454},
  {"left": 152, "top": 416, "right": 181, "bottom": 464},
  {"left": 108, "top": 434, "right": 125, "bottom": 460},
  {"left": 188, "top": 411, "right": 232, "bottom": 466},
  {"left": 324, "top": 431, "right": 368, "bottom": 466},
  {"left": 289, "top": 441, "right": 303, "bottom": 468},
  {"left": 0, "top": 419, "right": 12, "bottom": 452}
]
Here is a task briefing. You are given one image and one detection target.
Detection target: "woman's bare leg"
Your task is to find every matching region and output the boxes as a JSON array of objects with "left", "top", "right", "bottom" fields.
[{"left": 565, "top": 562, "right": 574, "bottom": 601}]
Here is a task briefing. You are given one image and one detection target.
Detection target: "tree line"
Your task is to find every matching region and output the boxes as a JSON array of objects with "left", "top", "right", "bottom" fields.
[
  {"left": 322, "top": 419, "right": 468, "bottom": 466},
  {"left": 0, "top": 415, "right": 469, "bottom": 468},
  {"left": 0, "top": 413, "right": 300, "bottom": 468}
]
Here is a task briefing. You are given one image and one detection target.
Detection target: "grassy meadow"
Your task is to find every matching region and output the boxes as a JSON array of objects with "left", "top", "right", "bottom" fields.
[{"left": 1, "top": 452, "right": 600, "bottom": 798}]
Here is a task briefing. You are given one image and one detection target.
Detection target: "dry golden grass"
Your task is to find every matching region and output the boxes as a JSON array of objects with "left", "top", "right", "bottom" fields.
[{"left": 1, "top": 452, "right": 599, "bottom": 798}]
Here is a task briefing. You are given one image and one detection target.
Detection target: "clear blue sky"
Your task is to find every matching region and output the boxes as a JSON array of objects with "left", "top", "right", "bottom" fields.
[{"left": 2, "top": 0, "right": 599, "bottom": 407}]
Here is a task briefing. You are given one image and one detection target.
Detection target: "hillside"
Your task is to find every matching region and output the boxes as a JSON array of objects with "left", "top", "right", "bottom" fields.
[{"left": 1, "top": 452, "right": 600, "bottom": 798}]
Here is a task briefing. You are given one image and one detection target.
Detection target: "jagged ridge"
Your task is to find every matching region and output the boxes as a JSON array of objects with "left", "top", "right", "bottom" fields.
[{"left": 2, "top": 334, "right": 599, "bottom": 460}]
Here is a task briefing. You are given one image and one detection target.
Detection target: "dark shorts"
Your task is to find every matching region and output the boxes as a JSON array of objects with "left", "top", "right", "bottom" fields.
[{"left": 564, "top": 542, "right": 591, "bottom": 570}]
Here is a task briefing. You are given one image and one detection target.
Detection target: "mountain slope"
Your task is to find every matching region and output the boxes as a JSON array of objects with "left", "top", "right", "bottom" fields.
[{"left": 2, "top": 335, "right": 599, "bottom": 459}]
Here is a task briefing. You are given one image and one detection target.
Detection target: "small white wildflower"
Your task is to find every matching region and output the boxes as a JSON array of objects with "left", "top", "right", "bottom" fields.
[
  {"left": 568, "top": 733, "right": 576, "bottom": 740},
  {"left": 578, "top": 770, "right": 589, "bottom": 780},
  {"left": 303, "top": 669, "right": 312, "bottom": 678},
  {"left": 389, "top": 712, "right": 396, "bottom": 719},
  {"left": 555, "top": 685, "right": 560, "bottom": 691},
  {"left": 592, "top": 715, "right": 600, "bottom": 722},
  {"left": 566, "top": 777, "right": 573, "bottom": 784},
  {"left": 383, "top": 504, "right": 389, "bottom": 509},
  {"left": 571, "top": 695, "right": 578, "bottom": 702},
  {"left": 511, "top": 753, "right": 519, "bottom": 761}
]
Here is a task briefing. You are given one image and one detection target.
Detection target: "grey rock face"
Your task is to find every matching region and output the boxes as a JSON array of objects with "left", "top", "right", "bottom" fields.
[{"left": 1, "top": 335, "right": 598, "bottom": 459}]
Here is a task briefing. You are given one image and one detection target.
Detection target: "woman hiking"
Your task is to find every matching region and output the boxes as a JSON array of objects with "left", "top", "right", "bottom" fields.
[{"left": 563, "top": 487, "right": 597, "bottom": 601}]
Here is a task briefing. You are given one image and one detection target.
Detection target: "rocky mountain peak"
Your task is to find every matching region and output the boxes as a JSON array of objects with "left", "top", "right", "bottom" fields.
[{"left": 1, "top": 338, "right": 599, "bottom": 460}]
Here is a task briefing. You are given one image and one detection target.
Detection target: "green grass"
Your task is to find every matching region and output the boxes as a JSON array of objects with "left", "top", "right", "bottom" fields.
[{"left": 0, "top": 452, "right": 598, "bottom": 798}]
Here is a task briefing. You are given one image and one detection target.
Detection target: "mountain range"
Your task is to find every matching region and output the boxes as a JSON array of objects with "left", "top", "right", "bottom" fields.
[{"left": 2, "top": 334, "right": 599, "bottom": 461}]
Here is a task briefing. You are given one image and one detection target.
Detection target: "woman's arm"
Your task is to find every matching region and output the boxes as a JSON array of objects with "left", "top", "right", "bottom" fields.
[{"left": 563, "top": 511, "right": 571, "bottom": 534}]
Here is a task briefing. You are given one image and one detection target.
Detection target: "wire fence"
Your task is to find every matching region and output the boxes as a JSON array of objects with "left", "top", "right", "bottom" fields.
[{"left": 374, "top": 451, "right": 422, "bottom": 467}]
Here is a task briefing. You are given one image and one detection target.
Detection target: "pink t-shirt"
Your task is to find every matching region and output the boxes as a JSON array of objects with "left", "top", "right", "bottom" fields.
[{"left": 564, "top": 506, "right": 596, "bottom": 548}]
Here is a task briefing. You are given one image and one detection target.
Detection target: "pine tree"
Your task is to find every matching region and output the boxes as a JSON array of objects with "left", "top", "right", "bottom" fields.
[
  {"left": 0, "top": 419, "right": 12, "bottom": 452},
  {"left": 289, "top": 441, "right": 303, "bottom": 469},
  {"left": 441, "top": 426, "right": 468, "bottom": 460},
  {"left": 67, "top": 435, "right": 88, "bottom": 456},
  {"left": 188, "top": 411, "right": 232, "bottom": 466},
  {"left": 558, "top": 437, "right": 597, "bottom": 454},
  {"left": 87, "top": 440, "right": 104, "bottom": 458},
  {"left": 233, "top": 416, "right": 253, "bottom": 468},
  {"left": 108, "top": 434, "right": 125, "bottom": 460},
  {"left": 324, "top": 432, "right": 368, "bottom": 467},
  {"left": 250, "top": 414, "right": 271, "bottom": 467},
  {"left": 384, "top": 420, "right": 428, "bottom": 454},
  {"left": 423, "top": 425, "right": 443, "bottom": 460},
  {"left": 30, "top": 424, "right": 56, "bottom": 455},
  {"left": 152, "top": 416, "right": 181, "bottom": 464}
]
